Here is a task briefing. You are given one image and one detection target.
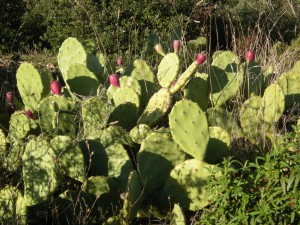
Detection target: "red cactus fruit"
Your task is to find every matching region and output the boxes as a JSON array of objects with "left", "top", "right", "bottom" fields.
[
  {"left": 24, "top": 109, "right": 34, "bottom": 119},
  {"left": 117, "top": 56, "right": 123, "bottom": 66},
  {"left": 197, "top": 53, "right": 206, "bottom": 65},
  {"left": 109, "top": 74, "right": 120, "bottom": 88},
  {"left": 173, "top": 40, "right": 180, "bottom": 54},
  {"left": 246, "top": 50, "right": 255, "bottom": 62},
  {"left": 50, "top": 80, "right": 62, "bottom": 95},
  {"left": 6, "top": 92, "right": 13, "bottom": 103}
]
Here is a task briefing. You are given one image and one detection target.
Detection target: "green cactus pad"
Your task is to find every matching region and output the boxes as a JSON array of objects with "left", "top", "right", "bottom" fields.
[
  {"left": 7, "top": 111, "right": 31, "bottom": 143},
  {"left": 170, "top": 204, "right": 186, "bottom": 225},
  {"left": 157, "top": 53, "right": 180, "bottom": 88},
  {"left": 100, "top": 125, "right": 134, "bottom": 147},
  {"left": 187, "top": 37, "right": 207, "bottom": 52},
  {"left": 37, "top": 96, "right": 76, "bottom": 136},
  {"left": 82, "top": 96, "right": 111, "bottom": 139},
  {"left": 109, "top": 87, "right": 140, "bottom": 130},
  {"left": 169, "top": 99, "right": 209, "bottom": 160},
  {"left": 120, "top": 76, "right": 142, "bottom": 96},
  {"left": 241, "top": 61, "right": 263, "bottom": 99},
  {"left": 204, "top": 126, "right": 231, "bottom": 164},
  {"left": 170, "top": 61, "right": 198, "bottom": 94},
  {"left": 123, "top": 170, "right": 144, "bottom": 221},
  {"left": 163, "top": 159, "right": 219, "bottom": 211},
  {"left": 51, "top": 136, "right": 86, "bottom": 182},
  {"left": 105, "top": 143, "right": 133, "bottom": 187},
  {"left": 3, "top": 141, "right": 25, "bottom": 172},
  {"left": 278, "top": 70, "right": 300, "bottom": 108},
  {"left": 137, "top": 88, "right": 172, "bottom": 127},
  {"left": 0, "top": 128, "right": 6, "bottom": 166},
  {"left": 125, "top": 59, "right": 156, "bottom": 107},
  {"left": 137, "top": 127, "right": 185, "bottom": 193},
  {"left": 57, "top": 37, "right": 87, "bottom": 78},
  {"left": 66, "top": 64, "right": 100, "bottom": 96},
  {"left": 22, "top": 137, "right": 59, "bottom": 206},
  {"left": 0, "top": 186, "right": 27, "bottom": 224},
  {"left": 16, "top": 63, "right": 50, "bottom": 110},
  {"left": 262, "top": 83, "right": 285, "bottom": 123},
  {"left": 97, "top": 52, "right": 116, "bottom": 75},
  {"left": 210, "top": 51, "right": 243, "bottom": 106},
  {"left": 129, "top": 124, "right": 152, "bottom": 144},
  {"left": 184, "top": 72, "right": 209, "bottom": 110},
  {"left": 206, "top": 107, "right": 242, "bottom": 138},
  {"left": 240, "top": 96, "right": 270, "bottom": 144}
]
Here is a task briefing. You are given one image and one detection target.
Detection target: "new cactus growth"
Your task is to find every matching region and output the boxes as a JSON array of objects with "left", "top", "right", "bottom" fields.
[
  {"left": 6, "top": 92, "right": 13, "bottom": 103},
  {"left": 173, "top": 40, "right": 180, "bottom": 54},
  {"left": 50, "top": 80, "right": 62, "bottom": 95},
  {"left": 154, "top": 43, "right": 166, "bottom": 56},
  {"left": 117, "top": 56, "right": 123, "bottom": 66},
  {"left": 24, "top": 109, "right": 34, "bottom": 119}
]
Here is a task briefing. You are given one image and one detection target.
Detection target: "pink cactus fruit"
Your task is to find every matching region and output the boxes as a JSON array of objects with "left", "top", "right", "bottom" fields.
[
  {"left": 197, "top": 53, "right": 206, "bottom": 65},
  {"left": 117, "top": 56, "right": 123, "bottom": 67},
  {"left": 6, "top": 92, "right": 13, "bottom": 103},
  {"left": 246, "top": 50, "right": 255, "bottom": 62},
  {"left": 109, "top": 74, "right": 120, "bottom": 88},
  {"left": 50, "top": 80, "right": 62, "bottom": 95},
  {"left": 173, "top": 40, "right": 180, "bottom": 54}
]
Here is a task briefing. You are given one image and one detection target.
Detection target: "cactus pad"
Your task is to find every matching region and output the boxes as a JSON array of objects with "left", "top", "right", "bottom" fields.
[
  {"left": 157, "top": 53, "right": 180, "bottom": 88},
  {"left": 169, "top": 99, "right": 209, "bottom": 160},
  {"left": 16, "top": 63, "right": 50, "bottom": 110},
  {"left": 137, "top": 127, "right": 185, "bottom": 193},
  {"left": 163, "top": 159, "right": 219, "bottom": 211},
  {"left": 262, "top": 83, "right": 285, "bottom": 123},
  {"left": 51, "top": 135, "right": 86, "bottom": 182},
  {"left": 129, "top": 124, "right": 152, "bottom": 144},
  {"left": 22, "top": 137, "right": 59, "bottom": 206},
  {"left": 137, "top": 88, "right": 172, "bottom": 126}
]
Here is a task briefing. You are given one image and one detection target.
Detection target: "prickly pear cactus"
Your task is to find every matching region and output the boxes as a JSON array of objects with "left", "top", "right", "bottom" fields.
[
  {"left": 37, "top": 95, "right": 76, "bottom": 136},
  {"left": 184, "top": 72, "right": 209, "bottom": 111},
  {"left": 109, "top": 87, "right": 140, "bottom": 130},
  {"left": 187, "top": 37, "right": 207, "bottom": 52},
  {"left": 241, "top": 61, "right": 263, "bottom": 99},
  {"left": 124, "top": 59, "right": 156, "bottom": 107},
  {"left": 169, "top": 99, "right": 209, "bottom": 160},
  {"left": 137, "top": 127, "right": 185, "bottom": 193},
  {"left": 278, "top": 70, "right": 300, "bottom": 108},
  {"left": 137, "top": 88, "right": 172, "bottom": 127},
  {"left": 100, "top": 125, "right": 134, "bottom": 147},
  {"left": 66, "top": 64, "right": 100, "bottom": 96},
  {"left": 210, "top": 51, "right": 243, "bottom": 106},
  {"left": 206, "top": 107, "right": 242, "bottom": 138},
  {"left": 122, "top": 170, "right": 144, "bottom": 222},
  {"left": 204, "top": 126, "right": 231, "bottom": 164},
  {"left": 82, "top": 176, "right": 121, "bottom": 213},
  {"left": 16, "top": 63, "right": 51, "bottom": 110},
  {"left": 157, "top": 53, "right": 180, "bottom": 88},
  {"left": 163, "top": 159, "right": 219, "bottom": 211},
  {"left": 51, "top": 135, "right": 86, "bottom": 182},
  {"left": 7, "top": 111, "right": 32, "bottom": 143},
  {"left": 57, "top": 37, "right": 87, "bottom": 78},
  {"left": 0, "top": 128, "right": 6, "bottom": 166},
  {"left": 240, "top": 96, "right": 270, "bottom": 144},
  {"left": 0, "top": 185, "right": 27, "bottom": 224},
  {"left": 170, "top": 61, "right": 199, "bottom": 94},
  {"left": 22, "top": 137, "right": 59, "bottom": 206},
  {"left": 3, "top": 141, "right": 25, "bottom": 172},
  {"left": 129, "top": 124, "right": 152, "bottom": 144},
  {"left": 262, "top": 83, "right": 285, "bottom": 123},
  {"left": 170, "top": 204, "right": 186, "bottom": 225},
  {"left": 81, "top": 96, "right": 111, "bottom": 139}
]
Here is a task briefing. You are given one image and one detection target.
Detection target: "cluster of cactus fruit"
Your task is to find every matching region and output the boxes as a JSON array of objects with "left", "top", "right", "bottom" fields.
[{"left": 0, "top": 36, "right": 299, "bottom": 224}]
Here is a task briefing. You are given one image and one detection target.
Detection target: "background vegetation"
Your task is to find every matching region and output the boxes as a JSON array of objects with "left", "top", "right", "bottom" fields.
[{"left": 1, "top": 0, "right": 299, "bottom": 56}]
